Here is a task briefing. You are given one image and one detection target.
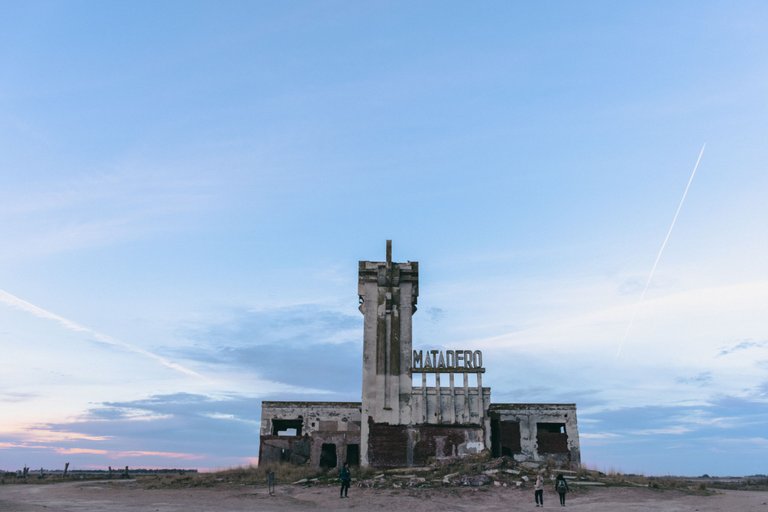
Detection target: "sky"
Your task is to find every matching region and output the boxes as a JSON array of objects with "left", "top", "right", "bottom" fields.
[{"left": 1, "top": 1, "right": 767, "bottom": 476}]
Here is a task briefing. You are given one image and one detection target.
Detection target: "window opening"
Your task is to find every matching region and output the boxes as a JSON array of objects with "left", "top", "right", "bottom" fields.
[{"left": 272, "top": 419, "right": 303, "bottom": 436}]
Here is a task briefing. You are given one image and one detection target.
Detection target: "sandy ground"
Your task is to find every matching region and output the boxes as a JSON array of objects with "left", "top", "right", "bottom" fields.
[{"left": 2, "top": 480, "right": 768, "bottom": 512}]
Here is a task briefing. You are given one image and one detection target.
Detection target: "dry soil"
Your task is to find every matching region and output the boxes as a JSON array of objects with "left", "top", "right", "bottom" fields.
[{"left": 2, "top": 480, "right": 768, "bottom": 512}]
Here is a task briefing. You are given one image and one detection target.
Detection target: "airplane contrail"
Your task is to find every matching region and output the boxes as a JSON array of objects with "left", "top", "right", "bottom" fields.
[
  {"left": 615, "top": 143, "right": 706, "bottom": 358},
  {"left": 0, "top": 288, "right": 206, "bottom": 379}
]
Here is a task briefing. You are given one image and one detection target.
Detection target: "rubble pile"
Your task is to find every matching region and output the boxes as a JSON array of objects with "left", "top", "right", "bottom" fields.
[{"left": 294, "top": 455, "right": 589, "bottom": 490}]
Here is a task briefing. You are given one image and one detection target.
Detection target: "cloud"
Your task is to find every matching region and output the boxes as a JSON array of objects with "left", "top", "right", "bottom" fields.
[
  {"left": 580, "top": 432, "right": 622, "bottom": 440},
  {"left": 177, "top": 305, "right": 363, "bottom": 397},
  {"left": 718, "top": 339, "right": 767, "bottom": 357},
  {"left": 11, "top": 429, "right": 111, "bottom": 443},
  {"left": 184, "top": 304, "right": 361, "bottom": 348},
  {"left": 0, "top": 315, "right": 378, "bottom": 474},
  {"left": 630, "top": 426, "right": 693, "bottom": 436},
  {"left": 0, "top": 169, "right": 218, "bottom": 262},
  {"left": 114, "top": 450, "right": 204, "bottom": 460},
  {"left": 579, "top": 396, "right": 768, "bottom": 474},
  {"left": 425, "top": 307, "right": 445, "bottom": 322},
  {"left": 0, "top": 393, "right": 265, "bottom": 470},
  {"left": 0, "top": 392, "right": 38, "bottom": 403},
  {"left": 52, "top": 447, "right": 203, "bottom": 460},
  {"left": 53, "top": 448, "right": 107, "bottom": 455},
  {"left": 0, "top": 442, "right": 48, "bottom": 450},
  {"left": 675, "top": 372, "right": 713, "bottom": 385},
  {"left": 0, "top": 288, "right": 205, "bottom": 379}
]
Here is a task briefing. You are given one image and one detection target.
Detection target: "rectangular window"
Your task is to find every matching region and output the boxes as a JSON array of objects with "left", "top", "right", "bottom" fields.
[
  {"left": 272, "top": 419, "right": 303, "bottom": 437},
  {"left": 536, "top": 422, "right": 568, "bottom": 453}
]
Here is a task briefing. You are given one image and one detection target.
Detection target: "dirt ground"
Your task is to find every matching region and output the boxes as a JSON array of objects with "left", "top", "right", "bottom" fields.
[{"left": 2, "top": 480, "right": 768, "bottom": 512}]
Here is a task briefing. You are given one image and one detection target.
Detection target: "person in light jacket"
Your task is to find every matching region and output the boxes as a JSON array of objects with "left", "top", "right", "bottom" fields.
[{"left": 534, "top": 473, "right": 545, "bottom": 507}]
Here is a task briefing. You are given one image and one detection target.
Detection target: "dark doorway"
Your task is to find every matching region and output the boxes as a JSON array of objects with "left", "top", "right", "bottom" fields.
[
  {"left": 346, "top": 444, "right": 360, "bottom": 466},
  {"left": 491, "top": 414, "right": 522, "bottom": 457},
  {"left": 319, "top": 443, "right": 337, "bottom": 468}
]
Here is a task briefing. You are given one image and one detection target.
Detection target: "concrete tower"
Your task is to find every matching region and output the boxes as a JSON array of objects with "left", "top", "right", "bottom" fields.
[{"left": 358, "top": 240, "right": 418, "bottom": 466}]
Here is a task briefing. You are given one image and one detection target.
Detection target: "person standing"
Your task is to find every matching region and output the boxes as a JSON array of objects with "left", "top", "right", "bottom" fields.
[
  {"left": 339, "top": 462, "right": 351, "bottom": 498},
  {"left": 266, "top": 470, "right": 275, "bottom": 496},
  {"left": 555, "top": 473, "right": 569, "bottom": 506},
  {"left": 534, "top": 473, "right": 544, "bottom": 507}
]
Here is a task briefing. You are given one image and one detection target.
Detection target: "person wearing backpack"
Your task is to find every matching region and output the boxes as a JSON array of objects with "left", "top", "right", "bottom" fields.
[
  {"left": 555, "top": 473, "right": 569, "bottom": 506},
  {"left": 339, "top": 462, "right": 351, "bottom": 498}
]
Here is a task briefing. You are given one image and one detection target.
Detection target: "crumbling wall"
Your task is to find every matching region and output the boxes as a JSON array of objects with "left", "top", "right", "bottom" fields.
[
  {"left": 367, "top": 421, "right": 408, "bottom": 467},
  {"left": 489, "top": 403, "right": 580, "bottom": 467},
  {"left": 367, "top": 418, "right": 486, "bottom": 467},
  {"left": 411, "top": 425, "right": 486, "bottom": 464},
  {"left": 258, "top": 401, "right": 361, "bottom": 468}
]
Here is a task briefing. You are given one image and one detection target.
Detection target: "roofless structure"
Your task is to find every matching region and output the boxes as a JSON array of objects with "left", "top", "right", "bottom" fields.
[{"left": 259, "top": 242, "right": 580, "bottom": 468}]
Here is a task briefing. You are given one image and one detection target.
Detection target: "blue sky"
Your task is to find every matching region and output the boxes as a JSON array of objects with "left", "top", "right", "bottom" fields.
[{"left": 1, "top": 1, "right": 767, "bottom": 476}]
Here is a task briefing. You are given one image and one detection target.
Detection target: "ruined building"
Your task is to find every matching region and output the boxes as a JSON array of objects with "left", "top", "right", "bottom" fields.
[{"left": 259, "top": 242, "right": 580, "bottom": 468}]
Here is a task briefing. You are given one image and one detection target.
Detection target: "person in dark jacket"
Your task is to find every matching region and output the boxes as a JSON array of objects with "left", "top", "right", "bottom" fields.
[
  {"left": 339, "top": 462, "right": 351, "bottom": 498},
  {"left": 555, "top": 473, "right": 569, "bottom": 506}
]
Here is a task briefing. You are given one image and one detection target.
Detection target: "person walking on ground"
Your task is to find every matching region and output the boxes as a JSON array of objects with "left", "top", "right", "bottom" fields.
[
  {"left": 339, "top": 462, "right": 351, "bottom": 498},
  {"left": 534, "top": 473, "right": 545, "bottom": 507},
  {"left": 555, "top": 473, "right": 569, "bottom": 506}
]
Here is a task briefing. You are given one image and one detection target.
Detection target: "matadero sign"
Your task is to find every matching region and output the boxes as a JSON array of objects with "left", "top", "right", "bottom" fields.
[{"left": 412, "top": 349, "right": 484, "bottom": 373}]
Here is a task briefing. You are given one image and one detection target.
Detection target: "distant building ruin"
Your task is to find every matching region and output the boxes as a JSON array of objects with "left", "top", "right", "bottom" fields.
[{"left": 259, "top": 242, "right": 580, "bottom": 468}]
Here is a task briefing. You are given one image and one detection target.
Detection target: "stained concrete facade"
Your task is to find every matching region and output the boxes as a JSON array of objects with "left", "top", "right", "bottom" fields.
[
  {"left": 258, "top": 402, "right": 361, "bottom": 467},
  {"left": 259, "top": 242, "right": 580, "bottom": 469},
  {"left": 489, "top": 403, "right": 580, "bottom": 466}
]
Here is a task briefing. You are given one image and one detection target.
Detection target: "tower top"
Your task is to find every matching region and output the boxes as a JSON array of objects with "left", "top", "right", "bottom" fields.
[{"left": 386, "top": 240, "right": 392, "bottom": 266}]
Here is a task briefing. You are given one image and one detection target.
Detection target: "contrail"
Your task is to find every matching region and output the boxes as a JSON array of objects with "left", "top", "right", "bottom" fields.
[
  {"left": 0, "top": 288, "right": 206, "bottom": 379},
  {"left": 616, "top": 144, "right": 706, "bottom": 358}
]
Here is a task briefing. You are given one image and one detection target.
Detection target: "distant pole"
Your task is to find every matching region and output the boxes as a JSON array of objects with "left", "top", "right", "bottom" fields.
[{"left": 64, "top": 462, "right": 69, "bottom": 477}]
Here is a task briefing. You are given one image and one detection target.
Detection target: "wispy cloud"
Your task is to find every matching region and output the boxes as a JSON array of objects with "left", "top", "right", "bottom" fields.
[
  {"left": 718, "top": 339, "right": 767, "bottom": 357},
  {"left": 0, "top": 289, "right": 205, "bottom": 379},
  {"left": 115, "top": 450, "right": 204, "bottom": 460},
  {"left": 630, "top": 426, "right": 693, "bottom": 436},
  {"left": 53, "top": 448, "right": 107, "bottom": 455},
  {"left": 6, "top": 428, "right": 110, "bottom": 443},
  {"left": 177, "top": 305, "right": 363, "bottom": 396},
  {"left": 0, "top": 169, "right": 218, "bottom": 262},
  {"left": 580, "top": 432, "right": 622, "bottom": 440},
  {"left": 0, "top": 392, "right": 38, "bottom": 403},
  {"left": 676, "top": 372, "right": 713, "bottom": 385},
  {"left": 52, "top": 447, "right": 203, "bottom": 460},
  {"left": 0, "top": 442, "right": 48, "bottom": 450}
]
